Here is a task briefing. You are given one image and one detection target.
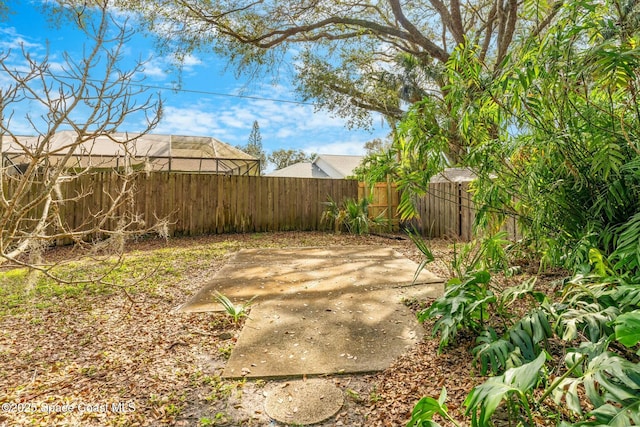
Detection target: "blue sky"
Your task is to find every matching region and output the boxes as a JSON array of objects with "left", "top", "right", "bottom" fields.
[{"left": 0, "top": 2, "right": 389, "bottom": 166}]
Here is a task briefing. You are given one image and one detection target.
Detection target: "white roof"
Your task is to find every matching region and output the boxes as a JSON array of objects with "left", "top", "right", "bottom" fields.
[
  {"left": 267, "top": 162, "right": 330, "bottom": 178},
  {"left": 314, "top": 154, "right": 364, "bottom": 179},
  {"left": 430, "top": 168, "right": 477, "bottom": 183},
  {"left": 267, "top": 154, "right": 364, "bottom": 179}
]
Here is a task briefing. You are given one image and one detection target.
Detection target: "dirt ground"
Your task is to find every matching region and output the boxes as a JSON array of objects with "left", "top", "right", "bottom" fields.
[{"left": 0, "top": 232, "right": 541, "bottom": 426}]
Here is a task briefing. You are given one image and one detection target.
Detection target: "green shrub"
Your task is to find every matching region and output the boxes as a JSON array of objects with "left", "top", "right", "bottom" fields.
[{"left": 321, "top": 196, "right": 387, "bottom": 235}]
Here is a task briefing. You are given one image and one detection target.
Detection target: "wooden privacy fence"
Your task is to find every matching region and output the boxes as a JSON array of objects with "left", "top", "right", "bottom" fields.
[
  {"left": 7, "top": 171, "right": 519, "bottom": 241},
  {"left": 358, "top": 180, "right": 400, "bottom": 232},
  {"left": 412, "top": 181, "right": 475, "bottom": 240},
  {"left": 6, "top": 172, "right": 359, "bottom": 238},
  {"left": 361, "top": 180, "right": 520, "bottom": 241},
  {"left": 359, "top": 180, "right": 473, "bottom": 238},
  {"left": 144, "top": 174, "right": 357, "bottom": 234},
  {"left": 111, "top": 173, "right": 356, "bottom": 235},
  {"left": 412, "top": 181, "right": 520, "bottom": 240}
]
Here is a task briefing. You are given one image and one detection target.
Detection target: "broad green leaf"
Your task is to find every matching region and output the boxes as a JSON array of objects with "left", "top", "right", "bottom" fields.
[
  {"left": 472, "top": 327, "right": 514, "bottom": 375},
  {"left": 503, "top": 351, "right": 547, "bottom": 390},
  {"left": 557, "top": 303, "right": 618, "bottom": 343},
  {"left": 465, "top": 352, "right": 546, "bottom": 426},
  {"left": 510, "top": 328, "right": 537, "bottom": 360},
  {"left": 499, "top": 277, "right": 540, "bottom": 307},
  {"left": 419, "top": 271, "right": 494, "bottom": 349},
  {"left": 553, "top": 377, "right": 584, "bottom": 415},
  {"left": 589, "top": 401, "right": 640, "bottom": 427},
  {"left": 558, "top": 350, "right": 640, "bottom": 417},
  {"left": 407, "top": 387, "right": 450, "bottom": 427},
  {"left": 614, "top": 285, "right": 640, "bottom": 309},
  {"left": 465, "top": 382, "right": 515, "bottom": 427},
  {"left": 469, "top": 270, "right": 491, "bottom": 285},
  {"left": 613, "top": 311, "right": 640, "bottom": 350}
]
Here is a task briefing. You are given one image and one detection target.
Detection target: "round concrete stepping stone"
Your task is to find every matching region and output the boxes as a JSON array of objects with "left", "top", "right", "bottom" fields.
[{"left": 264, "top": 379, "right": 343, "bottom": 425}]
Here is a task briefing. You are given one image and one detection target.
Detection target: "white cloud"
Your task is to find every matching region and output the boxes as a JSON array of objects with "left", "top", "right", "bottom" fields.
[
  {"left": 274, "top": 128, "right": 296, "bottom": 139},
  {"left": 3, "top": 114, "right": 40, "bottom": 135},
  {"left": 141, "top": 59, "right": 167, "bottom": 79},
  {"left": 218, "top": 107, "right": 256, "bottom": 129},
  {"left": 179, "top": 53, "right": 202, "bottom": 70},
  {"left": 154, "top": 106, "right": 228, "bottom": 137},
  {"left": 47, "top": 60, "right": 67, "bottom": 74},
  {"left": 138, "top": 52, "right": 204, "bottom": 80},
  {"left": 302, "top": 140, "right": 368, "bottom": 156},
  {"left": 152, "top": 88, "right": 389, "bottom": 153},
  {"left": 0, "top": 27, "right": 42, "bottom": 51}
]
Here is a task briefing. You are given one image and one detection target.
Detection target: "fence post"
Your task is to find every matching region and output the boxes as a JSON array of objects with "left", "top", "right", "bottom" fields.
[{"left": 386, "top": 175, "right": 393, "bottom": 232}]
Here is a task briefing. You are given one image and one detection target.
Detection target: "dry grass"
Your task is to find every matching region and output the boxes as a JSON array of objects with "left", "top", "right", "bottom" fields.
[{"left": 1, "top": 231, "right": 545, "bottom": 426}]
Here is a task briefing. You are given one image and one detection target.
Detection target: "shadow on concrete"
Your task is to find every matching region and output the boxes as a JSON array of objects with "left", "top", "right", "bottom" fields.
[{"left": 176, "top": 246, "right": 444, "bottom": 379}]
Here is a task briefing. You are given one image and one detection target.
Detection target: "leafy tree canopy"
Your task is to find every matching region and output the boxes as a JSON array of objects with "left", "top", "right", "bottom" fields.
[
  {"left": 461, "top": 0, "right": 640, "bottom": 271},
  {"left": 236, "top": 120, "right": 267, "bottom": 173},
  {"left": 363, "top": 138, "right": 390, "bottom": 156},
  {"left": 114, "top": 0, "right": 562, "bottom": 163},
  {"left": 268, "top": 149, "right": 317, "bottom": 170}
]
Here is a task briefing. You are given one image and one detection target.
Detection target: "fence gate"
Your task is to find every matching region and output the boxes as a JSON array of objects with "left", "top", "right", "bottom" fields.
[{"left": 358, "top": 179, "right": 400, "bottom": 232}]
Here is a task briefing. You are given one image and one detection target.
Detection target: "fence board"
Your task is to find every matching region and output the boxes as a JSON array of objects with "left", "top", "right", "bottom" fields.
[
  {"left": 410, "top": 180, "right": 507, "bottom": 241},
  {"left": 5, "top": 171, "right": 520, "bottom": 241},
  {"left": 460, "top": 182, "right": 475, "bottom": 241},
  {"left": 215, "top": 174, "right": 224, "bottom": 234},
  {"left": 358, "top": 181, "right": 400, "bottom": 232}
]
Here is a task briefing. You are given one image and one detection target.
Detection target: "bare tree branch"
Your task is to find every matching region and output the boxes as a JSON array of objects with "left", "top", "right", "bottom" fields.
[{"left": 0, "top": 3, "right": 164, "bottom": 278}]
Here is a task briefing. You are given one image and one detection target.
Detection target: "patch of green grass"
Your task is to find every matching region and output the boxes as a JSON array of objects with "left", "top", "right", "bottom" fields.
[
  {"left": 0, "top": 240, "right": 241, "bottom": 316},
  {"left": 0, "top": 264, "right": 115, "bottom": 315},
  {"left": 218, "top": 343, "right": 234, "bottom": 360},
  {"left": 204, "top": 380, "right": 239, "bottom": 401},
  {"left": 148, "top": 391, "right": 186, "bottom": 418},
  {"left": 80, "top": 365, "right": 99, "bottom": 377},
  {"left": 199, "top": 412, "right": 229, "bottom": 426},
  {"left": 0, "top": 268, "right": 29, "bottom": 315},
  {"left": 189, "top": 370, "right": 222, "bottom": 387},
  {"left": 165, "top": 403, "right": 181, "bottom": 416},
  {"left": 0, "top": 268, "right": 27, "bottom": 281},
  {"left": 346, "top": 388, "right": 363, "bottom": 403},
  {"left": 369, "top": 386, "right": 382, "bottom": 403}
]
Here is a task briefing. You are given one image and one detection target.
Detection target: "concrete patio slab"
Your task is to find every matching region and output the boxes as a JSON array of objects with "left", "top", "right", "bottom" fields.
[
  {"left": 176, "top": 246, "right": 444, "bottom": 379},
  {"left": 222, "top": 286, "right": 428, "bottom": 378},
  {"left": 177, "top": 246, "right": 442, "bottom": 313}
]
